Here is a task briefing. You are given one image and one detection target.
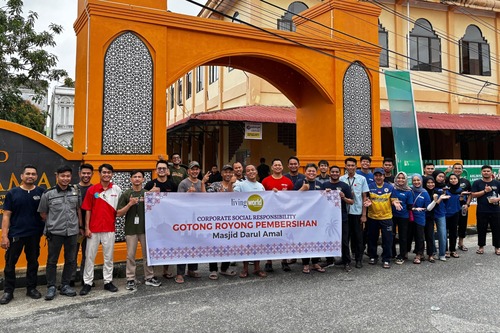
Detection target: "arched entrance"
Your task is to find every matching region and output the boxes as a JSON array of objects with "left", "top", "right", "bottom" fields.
[{"left": 73, "top": 0, "right": 382, "bottom": 170}]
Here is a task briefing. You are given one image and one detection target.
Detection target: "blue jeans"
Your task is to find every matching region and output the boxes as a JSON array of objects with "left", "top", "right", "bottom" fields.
[
  {"left": 435, "top": 216, "right": 447, "bottom": 257},
  {"left": 367, "top": 218, "right": 393, "bottom": 262}
]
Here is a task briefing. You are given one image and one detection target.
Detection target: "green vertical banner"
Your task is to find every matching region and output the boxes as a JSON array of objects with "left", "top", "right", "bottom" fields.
[{"left": 384, "top": 70, "right": 423, "bottom": 175}]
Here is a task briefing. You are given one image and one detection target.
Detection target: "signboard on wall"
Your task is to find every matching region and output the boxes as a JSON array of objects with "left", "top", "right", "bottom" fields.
[
  {"left": 244, "top": 122, "right": 262, "bottom": 140},
  {"left": 0, "top": 129, "right": 80, "bottom": 221}
]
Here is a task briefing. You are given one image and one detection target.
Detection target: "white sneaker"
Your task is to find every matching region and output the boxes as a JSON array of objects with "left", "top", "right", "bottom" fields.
[
  {"left": 126, "top": 280, "right": 136, "bottom": 291},
  {"left": 439, "top": 256, "right": 447, "bottom": 262}
]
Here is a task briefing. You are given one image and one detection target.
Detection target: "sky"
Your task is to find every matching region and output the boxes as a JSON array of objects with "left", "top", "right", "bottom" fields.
[{"left": 21, "top": 0, "right": 205, "bottom": 80}]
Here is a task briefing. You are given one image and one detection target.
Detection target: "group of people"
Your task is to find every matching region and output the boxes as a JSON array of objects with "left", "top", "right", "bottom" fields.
[{"left": 1, "top": 155, "right": 499, "bottom": 305}]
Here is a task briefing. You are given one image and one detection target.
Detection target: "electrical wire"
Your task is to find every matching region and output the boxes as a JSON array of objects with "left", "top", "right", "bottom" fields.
[{"left": 183, "top": 0, "right": 499, "bottom": 104}]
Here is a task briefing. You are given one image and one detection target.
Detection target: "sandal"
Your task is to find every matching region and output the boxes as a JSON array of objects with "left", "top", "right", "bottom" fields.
[
  {"left": 311, "top": 264, "right": 326, "bottom": 273},
  {"left": 476, "top": 248, "right": 484, "bottom": 255},
  {"left": 445, "top": 252, "right": 450, "bottom": 258},
  {"left": 428, "top": 256, "right": 435, "bottom": 263},
  {"left": 413, "top": 258, "right": 421, "bottom": 264},
  {"left": 209, "top": 271, "right": 218, "bottom": 280},
  {"left": 451, "top": 252, "right": 459, "bottom": 258},
  {"left": 239, "top": 271, "right": 249, "bottom": 278},
  {"left": 186, "top": 270, "right": 201, "bottom": 278},
  {"left": 219, "top": 270, "right": 236, "bottom": 276},
  {"left": 163, "top": 272, "right": 174, "bottom": 279},
  {"left": 458, "top": 245, "right": 468, "bottom": 251},
  {"left": 174, "top": 275, "right": 184, "bottom": 284},
  {"left": 496, "top": 248, "right": 500, "bottom": 256},
  {"left": 253, "top": 270, "right": 267, "bottom": 278},
  {"left": 302, "top": 265, "right": 311, "bottom": 274}
]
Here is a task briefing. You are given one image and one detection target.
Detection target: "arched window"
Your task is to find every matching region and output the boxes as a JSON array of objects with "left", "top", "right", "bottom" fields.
[
  {"left": 102, "top": 31, "right": 153, "bottom": 154},
  {"left": 460, "top": 25, "right": 490, "bottom": 76},
  {"left": 343, "top": 62, "right": 372, "bottom": 156},
  {"left": 277, "top": 2, "right": 308, "bottom": 32},
  {"left": 379, "top": 21, "right": 389, "bottom": 67},
  {"left": 409, "top": 19, "right": 441, "bottom": 72}
]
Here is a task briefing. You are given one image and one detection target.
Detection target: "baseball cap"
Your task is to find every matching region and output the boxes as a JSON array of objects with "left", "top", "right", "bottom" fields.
[
  {"left": 222, "top": 164, "right": 233, "bottom": 171},
  {"left": 188, "top": 161, "right": 200, "bottom": 169},
  {"left": 373, "top": 168, "right": 384, "bottom": 175}
]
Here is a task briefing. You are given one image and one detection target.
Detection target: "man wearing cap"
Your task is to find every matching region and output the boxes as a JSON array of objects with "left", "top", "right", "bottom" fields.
[
  {"left": 365, "top": 168, "right": 400, "bottom": 269},
  {"left": 175, "top": 161, "right": 204, "bottom": 283},
  {"left": 203, "top": 164, "right": 237, "bottom": 279}
]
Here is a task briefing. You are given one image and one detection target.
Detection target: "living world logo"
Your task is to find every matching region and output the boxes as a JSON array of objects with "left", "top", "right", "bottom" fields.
[{"left": 230, "top": 194, "right": 264, "bottom": 212}]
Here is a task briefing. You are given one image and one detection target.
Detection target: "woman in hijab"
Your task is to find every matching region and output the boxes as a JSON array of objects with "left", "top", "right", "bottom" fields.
[
  {"left": 391, "top": 172, "right": 414, "bottom": 265},
  {"left": 445, "top": 174, "right": 463, "bottom": 258},
  {"left": 410, "top": 174, "right": 431, "bottom": 264}
]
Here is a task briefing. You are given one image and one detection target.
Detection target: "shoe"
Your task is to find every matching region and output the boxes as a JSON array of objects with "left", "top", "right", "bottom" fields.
[
  {"left": 395, "top": 258, "right": 404, "bottom": 265},
  {"left": 281, "top": 262, "right": 291, "bottom": 272},
  {"left": 382, "top": 262, "right": 390, "bottom": 269},
  {"left": 104, "top": 282, "right": 118, "bottom": 292},
  {"left": 264, "top": 263, "right": 274, "bottom": 273},
  {"left": 60, "top": 285, "right": 77, "bottom": 297},
  {"left": 69, "top": 280, "right": 75, "bottom": 287},
  {"left": 126, "top": 280, "right": 137, "bottom": 291},
  {"left": 439, "top": 256, "right": 447, "bottom": 262},
  {"left": 368, "top": 258, "right": 377, "bottom": 265},
  {"left": 320, "top": 260, "right": 335, "bottom": 268},
  {"left": 26, "top": 288, "right": 42, "bottom": 299},
  {"left": 45, "top": 286, "right": 57, "bottom": 301},
  {"left": 0, "top": 292, "right": 13, "bottom": 305},
  {"left": 355, "top": 261, "right": 363, "bottom": 269},
  {"left": 344, "top": 264, "right": 352, "bottom": 272},
  {"left": 80, "top": 284, "right": 92, "bottom": 296},
  {"left": 145, "top": 277, "right": 161, "bottom": 287}
]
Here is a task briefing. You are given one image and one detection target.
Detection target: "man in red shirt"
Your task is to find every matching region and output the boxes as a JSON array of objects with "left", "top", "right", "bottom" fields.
[
  {"left": 261, "top": 159, "right": 293, "bottom": 272},
  {"left": 79, "top": 164, "right": 122, "bottom": 296}
]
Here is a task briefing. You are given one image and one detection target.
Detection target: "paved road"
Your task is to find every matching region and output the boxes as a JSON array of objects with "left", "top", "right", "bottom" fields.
[{"left": 1, "top": 234, "right": 499, "bottom": 333}]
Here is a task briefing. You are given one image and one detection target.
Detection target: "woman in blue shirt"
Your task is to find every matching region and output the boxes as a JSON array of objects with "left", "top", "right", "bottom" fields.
[
  {"left": 410, "top": 174, "right": 431, "bottom": 264},
  {"left": 445, "top": 174, "right": 463, "bottom": 259},
  {"left": 391, "top": 172, "right": 414, "bottom": 265}
]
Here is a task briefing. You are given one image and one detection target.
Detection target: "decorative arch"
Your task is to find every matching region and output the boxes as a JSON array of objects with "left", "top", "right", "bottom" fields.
[
  {"left": 102, "top": 31, "right": 153, "bottom": 155},
  {"left": 343, "top": 62, "right": 372, "bottom": 156}
]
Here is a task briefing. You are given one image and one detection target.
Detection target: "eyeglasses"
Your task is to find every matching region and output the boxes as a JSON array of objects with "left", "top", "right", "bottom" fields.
[{"left": 157, "top": 167, "right": 168, "bottom": 171}]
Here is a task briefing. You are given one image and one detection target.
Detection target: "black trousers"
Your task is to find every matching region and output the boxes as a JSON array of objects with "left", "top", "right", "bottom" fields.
[
  {"left": 477, "top": 212, "right": 500, "bottom": 247},
  {"left": 446, "top": 212, "right": 460, "bottom": 252},
  {"left": 72, "top": 237, "right": 87, "bottom": 281},
  {"left": 46, "top": 234, "right": 78, "bottom": 287},
  {"left": 209, "top": 262, "right": 230, "bottom": 272},
  {"left": 458, "top": 210, "right": 468, "bottom": 239},
  {"left": 348, "top": 214, "right": 364, "bottom": 262},
  {"left": 392, "top": 216, "right": 409, "bottom": 259},
  {"left": 3, "top": 234, "right": 41, "bottom": 293},
  {"left": 176, "top": 263, "right": 199, "bottom": 275}
]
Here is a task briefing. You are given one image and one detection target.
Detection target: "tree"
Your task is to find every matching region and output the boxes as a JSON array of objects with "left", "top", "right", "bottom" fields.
[
  {"left": 63, "top": 77, "right": 75, "bottom": 88},
  {"left": 0, "top": 0, "right": 67, "bottom": 131}
]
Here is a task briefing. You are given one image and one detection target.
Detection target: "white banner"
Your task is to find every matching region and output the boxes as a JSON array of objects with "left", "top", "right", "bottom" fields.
[{"left": 145, "top": 191, "right": 341, "bottom": 265}]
